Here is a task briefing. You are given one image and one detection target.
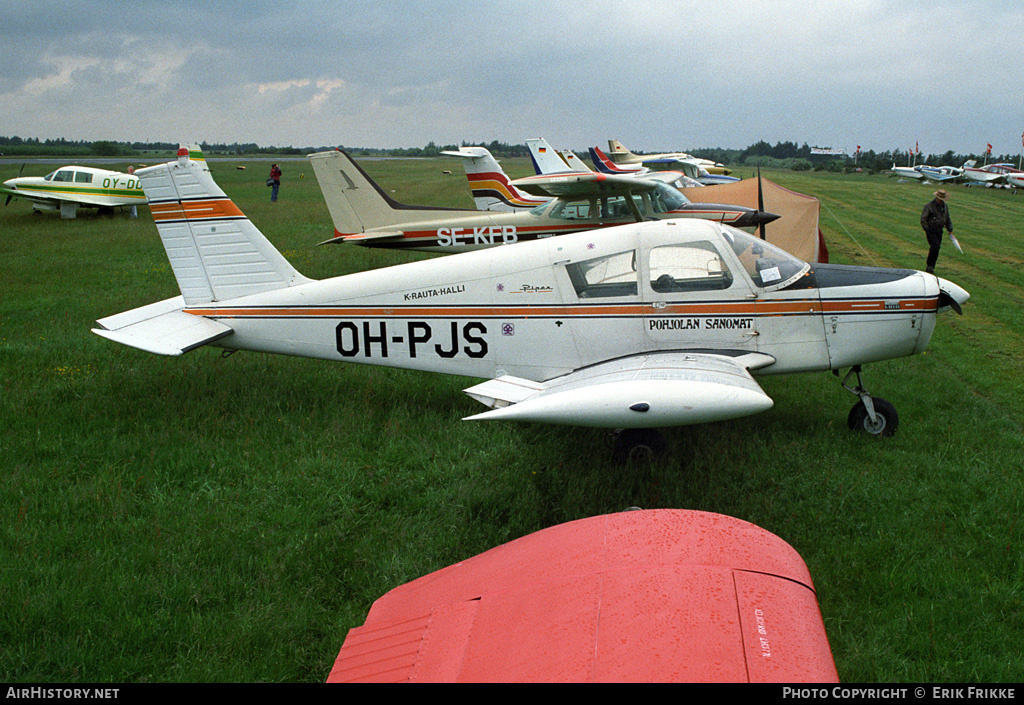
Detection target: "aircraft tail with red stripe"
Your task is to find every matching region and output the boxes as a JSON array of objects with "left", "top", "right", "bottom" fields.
[
  {"left": 589, "top": 146, "right": 646, "bottom": 175},
  {"left": 141, "top": 146, "right": 309, "bottom": 304},
  {"left": 442, "top": 147, "right": 549, "bottom": 212},
  {"left": 92, "top": 146, "right": 310, "bottom": 355}
]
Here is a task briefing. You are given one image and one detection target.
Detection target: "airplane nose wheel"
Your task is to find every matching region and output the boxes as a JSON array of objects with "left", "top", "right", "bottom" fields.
[
  {"left": 837, "top": 366, "right": 899, "bottom": 437},
  {"left": 612, "top": 428, "right": 667, "bottom": 465}
]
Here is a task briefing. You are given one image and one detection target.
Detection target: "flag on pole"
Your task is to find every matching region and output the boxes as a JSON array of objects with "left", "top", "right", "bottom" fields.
[{"left": 986, "top": 143, "right": 993, "bottom": 154}]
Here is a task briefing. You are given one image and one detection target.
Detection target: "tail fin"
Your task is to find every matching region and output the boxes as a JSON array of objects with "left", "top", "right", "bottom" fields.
[
  {"left": 440, "top": 147, "right": 549, "bottom": 212},
  {"left": 525, "top": 138, "right": 577, "bottom": 175},
  {"left": 309, "top": 149, "right": 481, "bottom": 231},
  {"left": 590, "top": 146, "right": 645, "bottom": 175},
  {"left": 141, "top": 146, "right": 310, "bottom": 305},
  {"left": 557, "top": 150, "right": 593, "bottom": 173},
  {"left": 607, "top": 139, "right": 637, "bottom": 162}
]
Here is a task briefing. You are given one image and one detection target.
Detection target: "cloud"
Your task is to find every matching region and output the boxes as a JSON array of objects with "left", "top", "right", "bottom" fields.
[{"left": 1, "top": 0, "right": 1022, "bottom": 153}]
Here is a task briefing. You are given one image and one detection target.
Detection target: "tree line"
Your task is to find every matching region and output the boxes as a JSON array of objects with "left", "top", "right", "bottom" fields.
[{"left": 0, "top": 135, "right": 1016, "bottom": 174}]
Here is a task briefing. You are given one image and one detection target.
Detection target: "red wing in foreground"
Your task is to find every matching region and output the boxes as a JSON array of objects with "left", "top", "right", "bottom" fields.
[{"left": 328, "top": 509, "right": 838, "bottom": 683}]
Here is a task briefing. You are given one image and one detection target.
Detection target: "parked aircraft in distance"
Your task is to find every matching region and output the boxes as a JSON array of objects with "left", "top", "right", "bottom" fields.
[
  {"left": 1, "top": 145, "right": 205, "bottom": 218},
  {"left": 310, "top": 149, "right": 778, "bottom": 253},
  {"left": 607, "top": 138, "right": 732, "bottom": 175},
  {"left": 889, "top": 164, "right": 926, "bottom": 180},
  {"left": 962, "top": 161, "right": 1023, "bottom": 186},
  {"left": 2, "top": 164, "right": 144, "bottom": 218},
  {"left": 440, "top": 146, "right": 550, "bottom": 212},
  {"left": 592, "top": 146, "right": 737, "bottom": 186},
  {"left": 328, "top": 509, "right": 839, "bottom": 682},
  {"left": 526, "top": 137, "right": 703, "bottom": 189},
  {"left": 94, "top": 148, "right": 968, "bottom": 460}
]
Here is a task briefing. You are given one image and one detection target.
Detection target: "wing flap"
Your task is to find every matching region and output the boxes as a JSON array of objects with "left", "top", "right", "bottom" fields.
[
  {"left": 464, "top": 352, "right": 775, "bottom": 428},
  {"left": 93, "top": 296, "right": 232, "bottom": 356}
]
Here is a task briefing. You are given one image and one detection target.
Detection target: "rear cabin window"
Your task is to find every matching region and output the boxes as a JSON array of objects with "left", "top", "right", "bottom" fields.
[
  {"left": 74, "top": 171, "right": 92, "bottom": 183},
  {"left": 648, "top": 242, "right": 734, "bottom": 292},
  {"left": 565, "top": 250, "right": 638, "bottom": 298}
]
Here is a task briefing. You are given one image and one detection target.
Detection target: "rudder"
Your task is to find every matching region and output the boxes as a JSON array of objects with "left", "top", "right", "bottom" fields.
[{"left": 139, "top": 148, "right": 309, "bottom": 305}]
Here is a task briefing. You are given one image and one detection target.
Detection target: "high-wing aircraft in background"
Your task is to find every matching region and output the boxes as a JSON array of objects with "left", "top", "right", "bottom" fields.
[
  {"left": 525, "top": 137, "right": 703, "bottom": 189},
  {"left": 607, "top": 138, "right": 732, "bottom": 175},
  {"left": 590, "top": 145, "right": 735, "bottom": 186},
  {"left": 310, "top": 149, "right": 776, "bottom": 252},
  {"left": 94, "top": 148, "right": 968, "bottom": 461},
  {"left": 1, "top": 145, "right": 206, "bottom": 218}
]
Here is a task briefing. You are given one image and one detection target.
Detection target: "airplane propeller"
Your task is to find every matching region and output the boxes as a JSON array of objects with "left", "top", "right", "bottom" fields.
[
  {"left": 757, "top": 164, "right": 766, "bottom": 240},
  {"left": 5, "top": 163, "right": 26, "bottom": 206}
]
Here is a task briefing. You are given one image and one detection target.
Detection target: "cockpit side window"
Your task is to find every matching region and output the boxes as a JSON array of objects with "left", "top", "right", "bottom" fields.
[
  {"left": 548, "top": 198, "right": 594, "bottom": 220},
  {"left": 648, "top": 242, "right": 734, "bottom": 292},
  {"left": 565, "top": 250, "right": 638, "bottom": 298}
]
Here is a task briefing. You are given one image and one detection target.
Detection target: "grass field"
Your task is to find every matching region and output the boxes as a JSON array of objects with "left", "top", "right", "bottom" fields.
[{"left": 1, "top": 156, "right": 1022, "bottom": 682}]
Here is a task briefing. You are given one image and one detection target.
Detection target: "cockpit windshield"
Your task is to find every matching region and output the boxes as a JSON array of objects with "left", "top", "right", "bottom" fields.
[
  {"left": 650, "top": 182, "right": 690, "bottom": 213},
  {"left": 721, "top": 226, "right": 810, "bottom": 290}
]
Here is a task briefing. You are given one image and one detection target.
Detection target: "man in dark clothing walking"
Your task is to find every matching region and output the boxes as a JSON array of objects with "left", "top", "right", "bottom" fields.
[{"left": 920, "top": 189, "right": 953, "bottom": 274}]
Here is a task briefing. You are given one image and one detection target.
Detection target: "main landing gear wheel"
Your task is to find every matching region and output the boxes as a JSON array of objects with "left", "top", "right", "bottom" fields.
[
  {"left": 612, "top": 428, "right": 667, "bottom": 465},
  {"left": 847, "top": 397, "right": 899, "bottom": 437},
  {"left": 836, "top": 365, "right": 899, "bottom": 438}
]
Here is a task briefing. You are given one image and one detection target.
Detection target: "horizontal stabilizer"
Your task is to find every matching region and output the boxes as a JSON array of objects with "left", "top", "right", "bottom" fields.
[
  {"left": 93, "top": 296, "right": 232, "bottom": 356},
  {"left": 321, "top": 229, "right": 405, "bottom": 245},
  {"left": 463, "top": 352, "right": 775, "bottom": 428}
]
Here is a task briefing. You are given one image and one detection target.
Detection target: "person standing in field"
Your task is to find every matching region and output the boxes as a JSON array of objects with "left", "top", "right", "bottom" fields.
[
  {"left": 127, "top": 165, "right": 138, "bottom": 218},
  {"left": 920, "top": 189, "right": 953, "bottom": 274},
  {"left": 269, "top": 163, "right": 282, "bottom": 202}
]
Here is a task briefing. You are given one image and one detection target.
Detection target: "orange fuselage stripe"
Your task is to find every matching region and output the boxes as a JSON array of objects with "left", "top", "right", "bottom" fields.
[{"left": 184, "top": 297, "right": 937, "bottom": 319}]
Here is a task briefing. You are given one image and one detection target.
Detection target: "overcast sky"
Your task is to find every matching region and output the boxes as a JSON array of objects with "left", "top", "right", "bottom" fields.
[{"left": 2, "top": 0, "right": 1022, "bottom": 156}]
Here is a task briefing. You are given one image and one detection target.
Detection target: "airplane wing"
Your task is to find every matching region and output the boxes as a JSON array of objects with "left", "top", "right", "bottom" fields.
[
  {"left": 640, "top": 157, "right": 703, "bottom": 180},
  {"left": 511, "top": 172, "right": 659, "bottom": 198},
  {"left": 463, "top": 351, "right": 776, "bottom": 427}
]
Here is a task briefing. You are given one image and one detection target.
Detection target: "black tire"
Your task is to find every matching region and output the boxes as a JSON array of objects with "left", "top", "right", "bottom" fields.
[
  {"left": 612, "top": 428, "right": 667, "bottom": 465},
  {"left": 847, "top": 397, "right": 899, "bottom": 437}
]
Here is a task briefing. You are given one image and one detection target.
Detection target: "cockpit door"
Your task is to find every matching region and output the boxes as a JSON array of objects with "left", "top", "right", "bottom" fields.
[{"left": 641, "top": 236, "right": 759, "bottom": 352}]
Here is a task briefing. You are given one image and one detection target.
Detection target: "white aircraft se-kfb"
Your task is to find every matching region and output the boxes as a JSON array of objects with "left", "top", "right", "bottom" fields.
[
  {"left": 311, "top": 149, "right": 778, "bottom": 253},
  {"left": 93, "top": 148, "right": 969, "bottom": 460}
]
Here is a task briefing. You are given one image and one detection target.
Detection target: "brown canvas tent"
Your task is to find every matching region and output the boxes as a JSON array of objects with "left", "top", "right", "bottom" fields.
[{"left": 683, "top": 178, "right": 828, "bottom": 263}]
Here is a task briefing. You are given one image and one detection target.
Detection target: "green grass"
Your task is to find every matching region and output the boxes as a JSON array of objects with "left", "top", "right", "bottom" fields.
[{"left": 1, "top": 158, "right": 1022, "bottom": 682}]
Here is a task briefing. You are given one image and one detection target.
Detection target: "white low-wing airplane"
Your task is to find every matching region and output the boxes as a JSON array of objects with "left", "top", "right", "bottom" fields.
[
  {"left": 94, "top": 149, "right": 969, "bottom": 460},
  {"left": 2, "top": 164, "right": 146, "bottom": 218},
  {"left": 1, "top": 145, "right": 206, "bottom": 218}
]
